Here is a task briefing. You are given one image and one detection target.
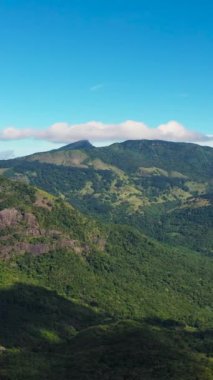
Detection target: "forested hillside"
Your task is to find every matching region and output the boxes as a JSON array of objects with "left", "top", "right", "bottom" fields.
[
  {"left": 1, "top": 140, "right": 212, "bottom": 253},
  {"left": 0, "top": 140, "right": 212, "bottom": 379}
]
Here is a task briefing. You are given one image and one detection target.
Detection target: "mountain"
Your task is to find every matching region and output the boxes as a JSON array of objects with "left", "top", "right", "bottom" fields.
[
  {"left": 1, "top": 140, "right": 212, "bottom": 254},
  {"left": 1, "top": 175, "right": 212, "bottom": 322},
  {"left": 0, "top": 175, "right": 213, "bottom": 379},
  {"left": 57, "top": 139, "right": 94, "bottom": 151},
  {"left": 0, "top": 176, "right": 104, "bottom": 260}
]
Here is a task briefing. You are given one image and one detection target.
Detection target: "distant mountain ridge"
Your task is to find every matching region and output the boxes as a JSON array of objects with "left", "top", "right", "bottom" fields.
[
  {"left": 7, "top": 138, "right": 213, "bottom": 177},
  {"left": 57, "top": 139, "right": 94, "bottom": 151},
  {"left": 0, "top": 139, "right": 212, "bottom": 254}
]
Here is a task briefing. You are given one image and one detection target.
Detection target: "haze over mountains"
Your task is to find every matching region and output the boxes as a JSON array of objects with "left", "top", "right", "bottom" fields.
[{"left": 0, "top": 140, "right": 212, "bottom": 379}]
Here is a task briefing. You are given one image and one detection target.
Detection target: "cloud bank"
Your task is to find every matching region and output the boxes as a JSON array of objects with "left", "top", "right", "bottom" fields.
[{"left": 0, "top": 120, "right": 212, "bottom": 145}]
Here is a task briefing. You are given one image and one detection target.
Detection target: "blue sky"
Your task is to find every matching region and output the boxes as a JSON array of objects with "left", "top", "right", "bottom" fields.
[{"left": 0, "top": 0, "right": 213, "bottom": 156}]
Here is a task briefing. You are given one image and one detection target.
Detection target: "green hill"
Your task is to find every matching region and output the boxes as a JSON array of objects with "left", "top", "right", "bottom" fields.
[
  {"left": 0, "top": 175, "right": 212, "bottom": 379},
  {"left": 1, "top": 140, "right": 212, "bottom": 253}
]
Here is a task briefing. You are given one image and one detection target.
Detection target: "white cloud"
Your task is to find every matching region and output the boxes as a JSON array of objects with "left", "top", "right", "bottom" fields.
[
  {"left": 0, "top": 127, "right": 33, "bottom": 140},
  {"left": 0, "top": 120, "right": 212, "bottom": 146}
]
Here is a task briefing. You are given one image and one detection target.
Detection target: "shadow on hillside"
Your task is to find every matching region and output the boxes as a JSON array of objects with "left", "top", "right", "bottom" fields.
[
  {"left": 0, "top": 283, "right": 102, "bottom": 349},
  {"left": 0, "top": 283, "right": 212, "bottom": 380}
]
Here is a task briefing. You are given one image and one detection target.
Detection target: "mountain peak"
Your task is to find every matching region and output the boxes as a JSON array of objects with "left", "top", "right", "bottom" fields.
[{"left": 59, "top": 140, "right": 94, "bottom": 151}]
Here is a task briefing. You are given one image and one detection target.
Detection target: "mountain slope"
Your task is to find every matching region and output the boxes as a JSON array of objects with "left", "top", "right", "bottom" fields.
[
  {"left": 57, "top": 139, "right": 94, "bottom": 151},
  {"left": 0, "top": 282, "right": 212, "bottom": 380},
  {"left": 1, "top": 140, "right": 212, "bottom": 253},
  {"left": 0, "top": 175, "right": 212, "bottom": 323},
  {"left": 0, "top": 176, "right": 104, "bottom": 260},
  {"left": 0, "top": 176, "right": 213, "bottom": 379}
]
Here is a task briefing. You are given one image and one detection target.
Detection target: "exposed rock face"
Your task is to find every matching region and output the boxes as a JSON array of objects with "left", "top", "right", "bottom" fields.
[
  {"left": 0, "top": 243, "right": 49, "bottom": 259},
  {"left": 16, "top": 242, "right": 49, "bottom": 256},
  {"left": 24, "top": 213, "right": 41, "bottom": 236},
  {"left": 0, "top": 208, "right": 41, "bottom": 235},
  {"left": 24, "top": 212, "right": 38, "bottom": 226},
  {"left": 0, "top": 208, "right": 22, "bottom": 228},
  {"left": 0, "top": 208, "right": 46, "bottom": 259},
  {"left": 34, "top": 196, "right": 53, "bottom": 210},
  {"left": 0, "top": 208, "right": 91, "bottom": 260}
]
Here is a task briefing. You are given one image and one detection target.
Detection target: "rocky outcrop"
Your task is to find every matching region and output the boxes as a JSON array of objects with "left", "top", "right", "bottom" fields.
[
  {"left": 34, "top": 196, "right": 53, "bottom": 210},
  {"left": 0, "top": 242, "right": 49, "bottom": 259},
  {"left": 24, "top": 213, "right": 41, "bottom": 236},
  {"left": 0, "top": 208, "right": 22, "bottom": 228},
  {"left": 0, "top": 208, "right": 93, "bottom": 260},
  {"left": 16, "top": 242, "right": 49, "bottom": 256},
  {"left": 0, "top": 208, "right": 41, "bottom": 235}
]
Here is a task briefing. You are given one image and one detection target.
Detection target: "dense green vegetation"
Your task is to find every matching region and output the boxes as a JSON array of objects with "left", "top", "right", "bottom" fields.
[
  {"left": 0, "top": 140, "right": 212, "bottom": 379},
  {"left": 1, "top": 139, "right": 212, "bottom": 253},
  {"left": 0, "top": 280, "right": 212, "bottom": 380},
  {"left": 1, "top": 176, "right": 212, "bottom": 326},
  {"left": 0, "top": 279, "right": 212, "bottom": 380}
]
